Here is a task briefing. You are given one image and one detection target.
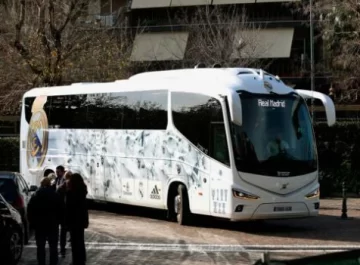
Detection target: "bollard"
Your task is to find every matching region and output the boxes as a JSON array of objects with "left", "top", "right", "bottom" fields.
[{"left": 341, "top": 181, "right": 348, "bottom": 219}]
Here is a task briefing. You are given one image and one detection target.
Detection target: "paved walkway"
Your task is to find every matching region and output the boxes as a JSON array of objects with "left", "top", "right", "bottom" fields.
[{"left": 18, "top": 198, "right": 360, "bottom": 265}]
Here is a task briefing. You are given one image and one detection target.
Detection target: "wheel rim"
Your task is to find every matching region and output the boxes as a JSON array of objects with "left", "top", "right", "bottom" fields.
[{"left": 9, "top": 231, "right": 22, "bottom": 260}]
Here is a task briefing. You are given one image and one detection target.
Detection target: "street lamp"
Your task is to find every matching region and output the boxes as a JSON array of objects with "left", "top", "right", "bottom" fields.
[{"left": 310, "top": 0, "right": 315, "bottom": 121}]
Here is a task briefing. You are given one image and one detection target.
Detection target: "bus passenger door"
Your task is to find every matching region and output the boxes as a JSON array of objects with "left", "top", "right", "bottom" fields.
[{"left": 209, "top": 122, "right": 232, "bottom": 217}]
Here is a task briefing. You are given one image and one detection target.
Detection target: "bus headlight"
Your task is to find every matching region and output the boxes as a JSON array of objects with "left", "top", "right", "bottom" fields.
[
  {"left": 305, "top": 187, "right": 320, "bottom": 199},
  {"left": 232, "top": 189, "right": 260, "bottom": 200}
]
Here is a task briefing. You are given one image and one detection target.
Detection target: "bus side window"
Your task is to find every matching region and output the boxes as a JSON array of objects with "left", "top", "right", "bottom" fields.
[
  {"left": 210, "top": 123, "right": 230, "bottom": 166},
  {"left": 24, "top": 97, "right": 36, "bottom": 123},
  {"left": 172, "top": 92, "right": 230, "bottom": 166}
]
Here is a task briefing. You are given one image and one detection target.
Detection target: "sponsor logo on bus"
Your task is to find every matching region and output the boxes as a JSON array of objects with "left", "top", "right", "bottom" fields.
[
  {"left": 123, "top": 181, "right": 132, "bottom": 196},
  {"left": 150, "top": 185, "right": 161, "bottom": 200},
  {"left": 26, "top": 95, "right": 49, "bottom": 169},
  {"left": 264, "top": 81, "right": 273, "bottom": 91},
  {"left": 258, "top": 99, "right": 286, "bottom": 108},
  {"left": 138, "top": 181, "right": 144, "bottom": 198}
]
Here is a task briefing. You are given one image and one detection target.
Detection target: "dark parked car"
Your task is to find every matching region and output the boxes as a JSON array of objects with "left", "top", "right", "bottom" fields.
[
  {"left": 0, "top": 171, "right": 37, "bottom": 244},
  {"left": 0, "top": 193, "right": 24, "bottom": 265}
]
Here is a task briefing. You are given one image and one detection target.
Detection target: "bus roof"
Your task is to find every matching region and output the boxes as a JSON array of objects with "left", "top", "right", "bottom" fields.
[{"left": 23, "top": 67, "right": 294, "bottom": 98}]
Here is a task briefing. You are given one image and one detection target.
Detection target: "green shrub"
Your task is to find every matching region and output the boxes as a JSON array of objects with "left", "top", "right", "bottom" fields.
[
  {"left": 314, "top": 122, "right": 360, "bottom": 197},
  {"left": 0, "top": 137, "right": 20, "bottom": 171}
]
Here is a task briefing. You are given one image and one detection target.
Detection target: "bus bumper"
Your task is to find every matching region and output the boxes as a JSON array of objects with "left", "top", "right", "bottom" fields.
[{"left": 228, "top": 199, "right": 320, "bottom": 221}]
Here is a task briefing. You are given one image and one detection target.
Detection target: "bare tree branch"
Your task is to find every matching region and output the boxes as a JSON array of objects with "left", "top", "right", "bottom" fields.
[
  {"left": 293, "top": 0, "right": 360, "bottom": 103},
  {"left": 174, "top": 5, "right": 271, "bottom": 68},
  {"left": 0, "top": 0, "right": 138, "bottom": 113}
]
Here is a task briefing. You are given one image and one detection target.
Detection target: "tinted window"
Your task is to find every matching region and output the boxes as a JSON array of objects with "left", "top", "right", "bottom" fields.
[
  {"left": 24, "top": 91, "right": 168, "bottom": 130},
  {"left": 88, "top": 92, "right": 141, "bottom": 129},
  {"left": 68, "top": 95, "right": 88, "bottom": 129},
  {"left": 24, "top": 97, "right": 35, "bottom": 123},
  {"left": 172, "top": 92, "right": 229, "bottom": 165},
  {"left": 139, "top": 91, "right": 168, "bottom": 129},
  {"left": 0, "top": 178, "right": 17, "bottom": 203},
  {"left": 48, "top": 95, "right": 68, "bottom": 129},
  {"left": 115, "top": 92, "right": 140, "bottom": 130},
  {"left": 232, "top": 91, "right": 317, "bottom": 176},
  {"left": 211, "top": 123, "right": 230, "bottom": 165},
  {"left": 104, "top": 93, "right": 129, "bottom": 129},
  {"left": 86, "top": 93, "right": 115, "bottom": 129},
  {"left": 16, "top": 177, "right": 25, "bottom": 193},
  {"left": 17, "top": 175, "right": 28, "bottom": 191}
]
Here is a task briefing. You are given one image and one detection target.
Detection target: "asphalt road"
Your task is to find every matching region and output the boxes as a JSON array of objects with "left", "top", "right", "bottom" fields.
[{"left": 19, "top": 198, "right": 360, "bottom": 265}]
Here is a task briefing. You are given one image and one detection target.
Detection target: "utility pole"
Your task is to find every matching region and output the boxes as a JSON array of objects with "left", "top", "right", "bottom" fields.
[{"left": 310, "top": 0, "right": 315, "bottom": 121}]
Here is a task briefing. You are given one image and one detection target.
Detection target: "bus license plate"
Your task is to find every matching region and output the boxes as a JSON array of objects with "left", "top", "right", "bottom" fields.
[{"left": 273, "top": 206, "right": 292, "bottom": 212}]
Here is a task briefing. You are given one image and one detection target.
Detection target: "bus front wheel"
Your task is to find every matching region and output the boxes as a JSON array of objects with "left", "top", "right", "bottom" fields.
[{"left": 174, "top": 184, "right": 190, "bottom": 225}]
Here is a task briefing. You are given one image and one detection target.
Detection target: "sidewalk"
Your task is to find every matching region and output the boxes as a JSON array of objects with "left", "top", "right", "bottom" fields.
[{"left": 320, "top": 198, "right": 360, "bottom": 211}]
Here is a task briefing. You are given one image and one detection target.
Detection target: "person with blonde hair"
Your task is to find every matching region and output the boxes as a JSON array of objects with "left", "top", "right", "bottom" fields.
[
  {"left": 64, "top": 170, "right": 72, "bottom": 182},
  {"left": 47, "top": 173, "right": 57, "bottom": 186},
  {"left": 27, "top": 176, "right": 64, "bottom": 265},
  {"left": 40, "top": 176, "right": 51, "bottom": 187}
]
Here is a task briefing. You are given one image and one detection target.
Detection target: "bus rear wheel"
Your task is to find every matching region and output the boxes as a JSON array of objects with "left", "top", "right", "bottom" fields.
[{"left": 174, "top": 184, "right": 190, "bottom": 225}]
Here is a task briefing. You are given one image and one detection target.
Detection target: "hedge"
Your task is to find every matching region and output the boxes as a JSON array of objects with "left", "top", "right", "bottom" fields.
[
  {"left": 1, "top": 123, "right": 359, "bottom": 197},
  {"left": 0, "top": 137, "right": 19, "bottom": 172},
  {"left": 314, "top": 122, "right": 360, "bottom": 197}
]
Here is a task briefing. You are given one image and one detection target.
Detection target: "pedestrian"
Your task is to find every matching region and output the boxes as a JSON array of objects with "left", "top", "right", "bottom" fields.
[
  {"left": 27, "top": 176, "right": 64, "bottom": 265},
  {"left": 56, "top": 170, "right": 72, "bottom": 257},
  {"left": 48, "top": 173, "right": 57, "bottom": 186},
  {"left": 52, "top": 165, "right": 65, "bottom": 191},
  {"left": 66, "top": 173, "right": 89, "bottom": 265}
]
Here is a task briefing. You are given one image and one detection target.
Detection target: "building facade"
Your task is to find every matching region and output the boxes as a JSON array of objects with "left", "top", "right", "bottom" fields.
[
  {"left": 87, "top": 0, "right": 329, "bottom": 93},
  {"left": 0, "top": 0, "right": 332, "bottom": 136}
]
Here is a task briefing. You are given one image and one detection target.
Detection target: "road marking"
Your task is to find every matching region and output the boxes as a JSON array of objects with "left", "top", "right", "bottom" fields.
[{"left": 25, "top": 242, "right": 360, "bottom": 253}]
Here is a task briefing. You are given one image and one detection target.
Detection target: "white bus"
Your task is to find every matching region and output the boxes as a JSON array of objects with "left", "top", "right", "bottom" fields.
[{"left": 20, "top": 67, "right": 336, "bottom": 225}]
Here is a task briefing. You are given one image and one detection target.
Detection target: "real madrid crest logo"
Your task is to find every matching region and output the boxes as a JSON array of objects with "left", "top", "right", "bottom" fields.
[{"left": 26, "top": 95, "right": 49, "bottom": 169}]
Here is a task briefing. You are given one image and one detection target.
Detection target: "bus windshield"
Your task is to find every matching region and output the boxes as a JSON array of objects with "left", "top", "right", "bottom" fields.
[{"left": 231, "top": 91, "right": 317, "bottom": 177}]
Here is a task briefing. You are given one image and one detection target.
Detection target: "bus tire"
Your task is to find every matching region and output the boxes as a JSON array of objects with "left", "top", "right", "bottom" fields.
[{"left": 175, "top": 184, "right": 190, "bottom": 225}]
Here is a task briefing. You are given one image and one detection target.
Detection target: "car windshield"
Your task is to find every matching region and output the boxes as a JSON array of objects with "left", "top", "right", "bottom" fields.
[
  {"left": 0, "top": 178, "right": 17, "bottom": 203},
  {"left": 231, "top": 91, "right": 317, "bottom": 177}
]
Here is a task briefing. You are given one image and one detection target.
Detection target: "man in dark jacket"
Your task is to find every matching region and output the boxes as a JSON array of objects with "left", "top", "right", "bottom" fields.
[
  {"left": 51, "top": 165, "right": 67, "bottom": 257},
  {"left": 27, "top": 177, "right": 64, "bottom": 265},
  {"left": 66, "top": 173, "right": 89, "bottom": 265},
  {"left": 52, "top": 165, "right": 65, "bottom": 191}
]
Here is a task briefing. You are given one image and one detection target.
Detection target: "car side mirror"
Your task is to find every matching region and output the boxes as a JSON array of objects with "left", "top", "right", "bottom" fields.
[{"left": 29, "top": 185, "right": 38, "bottom": 192}]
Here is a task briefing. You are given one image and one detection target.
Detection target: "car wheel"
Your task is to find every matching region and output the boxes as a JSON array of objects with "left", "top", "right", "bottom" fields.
[{"left": 6, "top": 228, "right": 23, "bottom": 265}]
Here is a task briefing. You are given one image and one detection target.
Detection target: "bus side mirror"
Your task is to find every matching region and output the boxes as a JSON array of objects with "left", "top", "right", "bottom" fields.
[
  {"left": 296, "top": 89, "right": 336, "bottom": 127},
  {"left": 227, "top": 91, "right": 242, "bottom": 126}
]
